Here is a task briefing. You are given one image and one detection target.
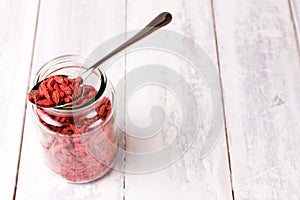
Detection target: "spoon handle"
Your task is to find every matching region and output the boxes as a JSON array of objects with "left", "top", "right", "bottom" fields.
[{"left": 81, "top": 12, "right": 172, "bottom": 80}]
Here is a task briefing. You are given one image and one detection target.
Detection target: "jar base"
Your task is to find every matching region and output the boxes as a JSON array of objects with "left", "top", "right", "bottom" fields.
[{"left": 45, "top": 156, "right": 118, "bottom": 184}]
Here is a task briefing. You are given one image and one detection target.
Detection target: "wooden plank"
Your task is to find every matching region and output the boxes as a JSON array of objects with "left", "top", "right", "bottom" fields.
[
  {"left": 213, "top": 0, "right": 300, "bottom": 199},
  {"left": 15, "top": 1, "right": 125, "bottom": 199},
  {"left": 123, "top": 0, "right": 233, "bottom": 199},
  {"left": 0, "top": 1, "right": 39, "bottom": 199}
]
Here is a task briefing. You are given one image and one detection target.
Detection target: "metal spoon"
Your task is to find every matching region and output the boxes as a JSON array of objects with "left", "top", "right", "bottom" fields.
[{"left": 29, "top": 12, "right": 172, "bottom": 108}]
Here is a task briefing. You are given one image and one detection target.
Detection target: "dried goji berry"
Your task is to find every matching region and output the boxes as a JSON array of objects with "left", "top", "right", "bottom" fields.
[
  {"left": 54, "top": 75, "right": 64, "bottom": 84},
  {"left": 33, "top": 79, "right": 116, "bottom": 182},
  {"left": 36, "top": 99, "right": 54, "bottom": 106},
  {"left": 52, "top": 91, "right": 60, "bottom": 105}
]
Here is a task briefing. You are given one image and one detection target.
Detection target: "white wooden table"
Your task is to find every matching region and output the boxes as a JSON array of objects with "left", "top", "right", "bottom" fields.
[{"left": 1, "top": 0, "right": 300, "bottom": 199}]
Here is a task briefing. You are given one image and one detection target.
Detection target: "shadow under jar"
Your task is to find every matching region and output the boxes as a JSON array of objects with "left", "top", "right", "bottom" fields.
[{"left": 31, "top": 55, "right": 118, "bottom": 183}]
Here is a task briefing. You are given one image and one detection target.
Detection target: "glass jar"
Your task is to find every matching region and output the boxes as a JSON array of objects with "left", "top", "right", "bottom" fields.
[{"left": 31, "top": 55, "right": 118, "bottom": 183}]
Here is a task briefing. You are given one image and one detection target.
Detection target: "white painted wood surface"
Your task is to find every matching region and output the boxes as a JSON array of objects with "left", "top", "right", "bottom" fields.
[
  {"left": 15, "top": 1, "right": 125, "bottom": 199},
  {"left": 124, "top": 0, "right": 232, "bottom": 199},
  {"left": 2, "top": 0, "right": 300, "bottom": 199},
  {"left": 213, "top": 0, "right": 300, "bottom": 199},
  {"left": 0, "top": 1, "right": 38, "bottom": 199}
]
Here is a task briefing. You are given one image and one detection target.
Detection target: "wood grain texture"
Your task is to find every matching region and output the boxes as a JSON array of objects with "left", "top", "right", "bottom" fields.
[
  {"left": 213, "top": 0, "right": 300, "bottom": 199},
  {"left": 0, "top": 1, "right": 38, "bottom": 199},
  {"left": 123, "top": 0, "right": 233, "bottom": 199},
  {"left": 15, "top": 1, "right": 125, "bottom": 199}
]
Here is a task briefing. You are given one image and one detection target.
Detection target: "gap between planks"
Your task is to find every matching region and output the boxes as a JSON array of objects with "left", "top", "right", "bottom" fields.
[
  {"left": 210, "top": 0, "right": 235, "bottom": 199},
  {"left": 13, "top": 1, "right": 41, "bottom": 199},
  {"left": 287, "top": 0, "right": 300, "bottom": 60},
  {"left": 123, "top": 0, "right": 128, "bottom": 200}
]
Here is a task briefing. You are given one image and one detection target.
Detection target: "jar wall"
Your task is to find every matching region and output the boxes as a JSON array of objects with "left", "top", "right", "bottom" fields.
[{"left": 31, "top": 55, "right": 118, "bottom": 183}]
